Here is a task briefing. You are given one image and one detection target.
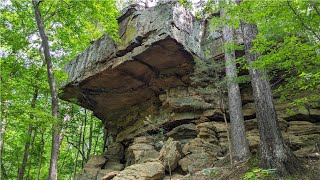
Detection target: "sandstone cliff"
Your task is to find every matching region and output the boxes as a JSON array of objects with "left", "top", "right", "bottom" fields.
[{"left": 60, "top": 2, "right": 320, "bottom": 180}]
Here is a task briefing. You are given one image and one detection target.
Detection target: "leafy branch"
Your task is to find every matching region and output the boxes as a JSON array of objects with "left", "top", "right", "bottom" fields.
[{"left": 286, "top": 0, "right": 320, "bottom": 41}]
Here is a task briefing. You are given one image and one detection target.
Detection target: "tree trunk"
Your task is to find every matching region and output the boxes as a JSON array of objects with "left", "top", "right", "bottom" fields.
[
  {"left": 221, "top": 8, "right": 250, "bottom": 162},
  {"left": 103, "top": 128, "right": 108, "bottom": 153},
  {"left": 18, "top": 126, "right": 33, "bottom": 180},
  {"left": 93, "top": 131, "right": 100, "bottom": 154},
  {"left": 32, "top": 1, "right": 60, "bottom": 179},
  {"left": 37, "top": 131, "right": 45, "bottom": 180},
  {"left": 73, "top": 147, "right": 80, "bottom": 180},
  {"left": 0, "top": 100, "right": 7, "bottom": 180},
  {"left": 81, "top": 109, "right": 87, "bottom": 167},
  {"left": 1, "top": 163, "right": 7, "bottom": 179},
  {"left": 26, "top": 130, "right": 37, "bottom": 180},
  {"left": 77, "top": 113, "right": 84, "bottom": 171},
  {"left": 237, "top": 1, "right": 303, "bottom": 176},
  {"left": 18, "top": 85, "right": 39, "bottom": 180},
  {"left": 87, "top": 115, "right": 93, "bottom": 160},
  {"left": 0, "top": 118, "right": 6, "bottom": 180}
]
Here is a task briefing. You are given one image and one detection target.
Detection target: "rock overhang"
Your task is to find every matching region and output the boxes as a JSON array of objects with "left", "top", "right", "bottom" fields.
[{"left": 60, "top": 2, "right": 202, "bottom": 120}]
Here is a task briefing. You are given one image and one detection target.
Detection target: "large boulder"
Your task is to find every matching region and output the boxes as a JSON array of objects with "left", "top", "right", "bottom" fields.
[
  {"left": 159, "top": 138, "right": 182, "bottom": 172},
  {"left": 112, "top": 161, "right": 165, "bottom": 180},
  {"left": 101, "top": 171, "right": 120, "bottom": 180},
  {"left": 125, "top": 136, "right": 160, "bottom": 166},
  {"left": 105, "top": 142, "right": 124, "bottom": 162},
  {"left": 163, "top": 173, "right": 185, "bottom": 180},
  {"left": 179, "top": 138, "right": 222, "bottom": 173},
  {"left": 85, "top": 155, "right": 107, "bottom": 169},
  {"left": 76, "top": 155, "right": 107, "bottom": 180},
  {"left": 76, "top": 168, "right": 98, "bottom": 180}
]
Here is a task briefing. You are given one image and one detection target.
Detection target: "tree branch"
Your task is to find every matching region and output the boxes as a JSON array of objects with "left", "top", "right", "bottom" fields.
[
  {"left": 287, "top": 0, "right": 320, "bottom": 41},
  {"left": 309, "top": 0, "right": 320, "bottom": 16},
  {"left": 36, "top": 0, "right": 43, "bottom": 7},
  {"left": 65, "top": 136, "right": 87, "bottom": 162}
]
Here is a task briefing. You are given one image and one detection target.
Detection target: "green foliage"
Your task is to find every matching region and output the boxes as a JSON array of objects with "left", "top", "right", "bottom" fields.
[
  {"left": 242, "top": 168, "right": 275, "bottom": 180},
  {"left": 242, "top": 155, "right": 275, "bottom": 180},
  {"left": 206, "top": 0, "right": 320, "bottom": 109},
  {"left": 1, "top": 0, "right": 118, "bottom": 179},
  {"left": 178, "top": 0, "right": 192, "bottom": 10}
]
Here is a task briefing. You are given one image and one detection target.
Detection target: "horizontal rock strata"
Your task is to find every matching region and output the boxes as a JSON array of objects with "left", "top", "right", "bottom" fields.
[{"left": 62, "top": 3, "right": 320, "bottom": 180}]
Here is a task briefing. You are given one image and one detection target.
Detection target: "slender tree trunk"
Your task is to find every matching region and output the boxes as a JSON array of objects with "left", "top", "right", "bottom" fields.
[
  {"left": 103, "top": 128, "right": 108, "bottom": 153},
  {"left": 0, "top": 100, "right": 7, "bottom": 180},
  {"left": 32, "top": 1, "right": 60, "bottom": 179},
  {"left": 93, "top": 132, "right": 100, "bottom": 154},
  {"left": 87, "top": 115, "right": 93, "bottom": 160},
  {"left": 81, "top": 110, "right": 87, "bottom": 167},
  {"left": 1, "top": 163, "right": 7, "bottom": 179},
  {"left": 37, "top": 131, "right": 45, "bottom": 180},
  {"left": 0, "top": 118, "right": 6, "bottom": 180},
  {"left": 18, "top": 86, "right": 39, "bottom": 180},
  {"left": 220, "top": 97, "right": 233, "bottom": 166},
  {"left": 73, "top": 147, "right": 80, "bottom": 180},
  {"left": 18, "top": 126, "right": 33, "bottom": 180},
  {"left": 221, "top": 8, "right": 251, "bottom": 162},
  {"left": 26, "top": 130, "right": 37, "bottom": 180},
  {"left": 77, "top": 114, "right": 84, "bottom": 171},
  {"left": 237, "top": 0, "right": 303, "bottom": 176}
]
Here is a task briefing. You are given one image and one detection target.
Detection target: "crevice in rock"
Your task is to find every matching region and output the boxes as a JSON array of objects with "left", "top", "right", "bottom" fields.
[
  {"left": 159, "top": 119, "right": 197, "bottom": 133},
  {"left": 244, "top": 113, "right": 256, "bottom": 120},
  {"left": 118, "top": 30, "right": 157, "bottom": 57},
  {"left": 79, "top": 90, "right": 97, "bottom": 109},
  {"left": 116, "top": 38, "right": 143, "bottom": 57},
  {"left": 284, "top": 114, "right": 320, "bottom": 123},
  {"left": 133, "top": 57, "right": 160, "bottom": 77}
]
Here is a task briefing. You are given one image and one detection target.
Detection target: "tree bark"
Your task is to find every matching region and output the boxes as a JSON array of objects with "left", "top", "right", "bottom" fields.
[
  {"left": 18, "top": 85, "right": 39, "bottom": 180},
  {"left": 221, "top": 8, "right": 251, "bottom": 162},
  {"left": 26, "top": 130, "right": 37, "bottom": 180},
  {"left": 73, "top": 146, "right": 80, "bottom": 180},
  {"left": 1, "top": 163, "right": 7, "bottom": 179},
  {"left": 0, "top": 118, "right": 6, "bottom": 180},
  {"left": 32, "top": 1, "right": 60, "bottom": 179},
  {"left": 93, "top": 131, "right": 100, "bottom": 154},
  {"left": 81, "top": 109, "right": 87, "bottom": 167},
  {"left": 0, "top": 100, "right": 7, "bottom": 180},
  {"left": 37, "top": 131, "right": 45, "bottom": 180},
  {"left": 18, "top": 126, "right": 33, "bottom": 180},
  {"left": 76, "top": 113, "right": 84, "bottom": 173},
  {"left": 87, "top": 115, "right": 93, "bottom": 160},
  {"left": 237, "top": 1, "right": 303, "bottom": 176}
]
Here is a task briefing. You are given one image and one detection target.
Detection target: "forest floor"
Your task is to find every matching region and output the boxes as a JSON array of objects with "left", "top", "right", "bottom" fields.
[{"left": 177, "top": 156, "right": 320, "bottom": 180}]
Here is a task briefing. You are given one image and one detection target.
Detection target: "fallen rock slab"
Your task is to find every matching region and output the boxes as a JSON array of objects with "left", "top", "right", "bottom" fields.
[{"left": 113, "top": 161, "right": 165, "bottom": 180}]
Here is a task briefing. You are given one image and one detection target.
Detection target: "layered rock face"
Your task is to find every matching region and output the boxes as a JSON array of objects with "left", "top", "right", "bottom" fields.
[{"left": 61, "top": 2, "right": 320, "bottom": 180}]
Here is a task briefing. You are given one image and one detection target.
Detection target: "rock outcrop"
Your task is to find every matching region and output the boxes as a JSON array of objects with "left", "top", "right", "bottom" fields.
[
  {"left": 159, "top": 138, "right": 182, "bottom": 172},
  {"left": 61, "top": 2, "right": 320, "bottom": 180},
  {"left": 112, "top": 161, "right": 165, "bottom": 180},
  {"left": 125, "top": 136, "right": 160, "bottom": 166}
]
